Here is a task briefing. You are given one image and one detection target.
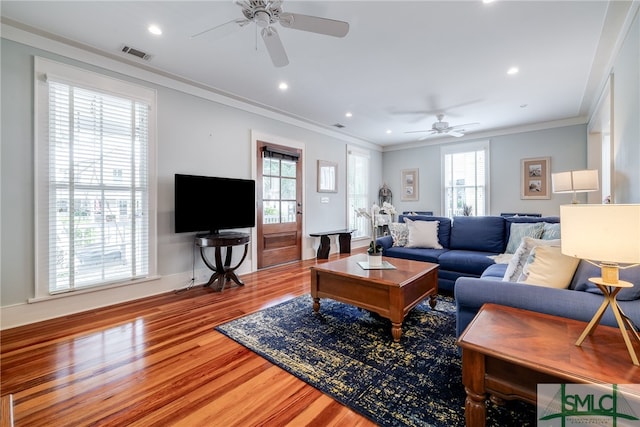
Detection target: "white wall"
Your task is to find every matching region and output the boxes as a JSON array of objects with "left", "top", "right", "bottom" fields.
[
  {"left": 0, "top": 34, "right": 381, "bottom": 328},
  {"left": 382, "top": 125, "right": 588, "bottom": 217},
  {"left": 611, "top": 10, "right": 640, "bottom": 203}
]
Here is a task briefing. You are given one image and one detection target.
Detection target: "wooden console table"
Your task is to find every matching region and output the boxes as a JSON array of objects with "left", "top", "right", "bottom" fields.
[
  {"left": 195, "top": 232, "right": 250, "bottom": 291},
  {"left": 457, "top": 303, "right": 640, "bottom": 427},
  {"left": 309, "top": 229, "right": 355, "bottom": 259}
]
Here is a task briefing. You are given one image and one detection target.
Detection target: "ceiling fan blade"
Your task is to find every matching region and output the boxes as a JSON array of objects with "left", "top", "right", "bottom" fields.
[
  {"left": 448, "top": 130, "right": 464, "bottom": 137},
  {"left": 279, "top": 12, "right": 349, "bottom": 37},
  {"left": 449, "top": 122, "right": 480, "bottom": 130},
  {"left": 261, "top": 27, "right": 289, "bottom": 67},
  {"left": 191, "top": 18, "right": 249, "bottom": 39},
  {"left": 404, "top": 130, "right": 430, "bottom": 134}
]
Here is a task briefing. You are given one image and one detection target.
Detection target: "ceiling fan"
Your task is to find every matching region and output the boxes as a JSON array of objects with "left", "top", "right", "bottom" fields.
[
  {"left": 192, "top": 0, "right": 350, "bottom": 67},
  {"left": 405, "top": 114, "right": 479, "bottom": 140}
]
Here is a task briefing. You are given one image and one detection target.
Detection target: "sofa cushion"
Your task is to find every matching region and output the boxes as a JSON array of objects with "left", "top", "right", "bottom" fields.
[
  {"left": 399, "top": 215, "right": 452, "bottom": 248},
  {"left": 504, "top": 222, "right": 544, "bottom": 253},
  {"left": 517, "top": 245, "right": 580, "bottom": 288},
  {"left": 382, "top": 246, "right": 447, "bottom": 264},
  {"left": 449, "top": 216, "right": 505, "bottom": 253},
  {"left": 572, "top": 262, "right": 640, "bottom": 301},
  {"left": 404, "top": 218, "right": 442, "bottom": 249},
  {"left": 503, "top": 237, "right": 561, "bottom": 282},
  {"left": 482, "top": 263, "right": 508, "bottom": 279},
  {"left": 541, "top": 222, "right": 561, "bottom": 240},
  {"left": 438, "top": 249, "right": 498, "bottom": 276}
]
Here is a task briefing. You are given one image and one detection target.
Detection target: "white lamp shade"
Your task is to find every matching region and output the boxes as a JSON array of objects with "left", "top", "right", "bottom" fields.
[
  {"left": 560, "top": 204, "right": 640, "bottom": 264},
  {"left": 552, "top": 171, "right": 573, "bottom": 193},
  {"left": 572, "top": 169, "right": 599, "bottom": 192},
  {"left": 552, "top": 169, "right": 599, "bottom": 193}
]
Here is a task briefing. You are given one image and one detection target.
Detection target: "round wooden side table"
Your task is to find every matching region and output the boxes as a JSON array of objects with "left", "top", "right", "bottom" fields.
[{"left": 195, "top": 231, "right": 250, "bottom": 291}]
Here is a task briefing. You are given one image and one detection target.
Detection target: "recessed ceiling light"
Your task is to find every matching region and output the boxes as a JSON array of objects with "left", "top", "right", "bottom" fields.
[
  {"left": 345, "top": 112, "right": 353, "bottom": 118},
  {"left": 386, "top": 129, "right": 392, "bottom": 134},
  {"left": 148, "top": 25, "right": 162, "bottom": 36},
  {"left": 278, "top": 82, "right": 288, "bottom": 90},
  {"left": 507, "top": 66, "right": 519, "bottom": 75},
  {"left": 483, "top": 0, "right": 495, "bottom": 4}
]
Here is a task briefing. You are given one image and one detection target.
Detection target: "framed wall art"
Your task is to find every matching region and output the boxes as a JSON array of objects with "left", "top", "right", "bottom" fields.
[
  {"left": 521, "top": 157, "right": 551, "bottom": 199},
  {"left": 401, "top": 168, "right": 419, "bottom": 201},
  {"left": 317, "top": 160, "right": 337, "bottom": 193}
]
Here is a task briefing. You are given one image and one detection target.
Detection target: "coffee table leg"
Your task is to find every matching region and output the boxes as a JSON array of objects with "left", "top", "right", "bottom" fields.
[
  {"left": 462, "top": 349, "right": 487, "bottom": 426},
  {"left": 313, "top": 297, "right": 320, "bottom": 312},
  {"left": 391, "top": 322, "right": 402, "bottom": 342}
]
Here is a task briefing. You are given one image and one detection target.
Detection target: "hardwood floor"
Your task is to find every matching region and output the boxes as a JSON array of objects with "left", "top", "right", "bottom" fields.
[{"left": 1, "top": 253, "right": 376, "bottom": 426}]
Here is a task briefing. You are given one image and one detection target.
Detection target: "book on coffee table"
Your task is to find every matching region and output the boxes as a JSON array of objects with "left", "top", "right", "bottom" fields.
[{"left": 357, "top": 261, "right": 396, "bottom": 270}]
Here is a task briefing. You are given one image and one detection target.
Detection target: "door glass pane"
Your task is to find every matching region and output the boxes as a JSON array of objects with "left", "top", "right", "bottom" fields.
[
  {"left": 263, "top": 177, "right": 280, "bottom": 200},
  {"left": 281, "top": 178, "right": 296, "bottom": 200},
  {"left": 281, "top": 160, "right": 296, "bottom": 178},
  {"left": 263, "top": 201, "right": 279, "bottom": 224},
  {"left": 281, "top": 201, "right": 296, "bottom": 223},
  {"left": 263, "top": 157, "right": 280, "bottom": 176}
]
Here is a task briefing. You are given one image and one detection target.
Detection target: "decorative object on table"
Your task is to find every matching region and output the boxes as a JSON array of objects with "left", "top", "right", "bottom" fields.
[
  {"left": 354, "top": 202, "right": 396, "bottom": 266},
  {"left": 401, "top": 168, "right": 419, "bottom": 201},
  {"left": 560, "top": 204, "right": 640, "bottom": 365},
  {"left": 520, "top": 157, "right": 550, "bottom": 200},
  {"left": 551, "top": 169, "right": 599, "bottom": 203},
  {"left": 215, "top": 295, "right": 535, "bottom": 426},
  {"left": 317, "top": 160, "right": 337, "bottom": 193},
  {"left": 356, "top": 260, "right": 396, "bottom": 270}
]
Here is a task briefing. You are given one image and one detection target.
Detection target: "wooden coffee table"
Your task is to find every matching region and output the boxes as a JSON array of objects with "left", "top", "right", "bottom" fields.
[
  {"left": 310, "top": 253, "right": 438, "bottom": 342},
  {"left": 457, "top": 303, "right": 640, "bottom": 427}
]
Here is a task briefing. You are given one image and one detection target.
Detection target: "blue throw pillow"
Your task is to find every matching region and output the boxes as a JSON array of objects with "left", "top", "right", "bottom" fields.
[{"left": 505, "top": 222, "right": 544, "bottom": 254}]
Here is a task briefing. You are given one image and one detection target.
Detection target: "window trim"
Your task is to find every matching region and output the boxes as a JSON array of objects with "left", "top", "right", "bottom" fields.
[
  {"left": 34, "top": 57, "right": 158, "bottom": 299},
  {"left": 347, "top": 146, "right": 371, "bottom": 240},
  {"left": 440, "top": 140, "right": 490, "bottom": 218}
]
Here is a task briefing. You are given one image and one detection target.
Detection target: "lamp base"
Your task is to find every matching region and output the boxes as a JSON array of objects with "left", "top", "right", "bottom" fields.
[{"left": 576, "top": 278, "right": 639, "bottom": 366}]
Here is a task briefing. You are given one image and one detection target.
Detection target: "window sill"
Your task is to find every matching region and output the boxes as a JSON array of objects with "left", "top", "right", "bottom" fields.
[{"left": 29, "top": 275, "right": 162, "bottom": 304}]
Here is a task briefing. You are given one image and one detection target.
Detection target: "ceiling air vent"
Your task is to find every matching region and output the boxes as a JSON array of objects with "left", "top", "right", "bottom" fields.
[
  {"left": 332, "top": 123, "right": 345, "bottom": 128},
  {"left": 121, "top": 45, "right": 152, "bottom": 61}
]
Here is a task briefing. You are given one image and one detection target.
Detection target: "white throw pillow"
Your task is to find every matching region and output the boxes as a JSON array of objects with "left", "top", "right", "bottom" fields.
[
  {"left": 502, "top": 237, "right": 560, "bottom": 282},
  {"left": 517, "top": 245, "right": 580, "bottom": 288},
  {"left": 404, "top": 218, "right": 442, "bottom": 249}
]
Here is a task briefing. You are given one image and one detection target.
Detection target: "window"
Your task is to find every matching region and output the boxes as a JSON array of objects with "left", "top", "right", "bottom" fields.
[
  {"left": 347, "top": 147, "right": 370, "bottom": 239},
  {"left": 35, "top": 57, "right": 157, "bottom": 297},
  {"left": 442, "top": 141, "right": 489, "bottom": 218}
]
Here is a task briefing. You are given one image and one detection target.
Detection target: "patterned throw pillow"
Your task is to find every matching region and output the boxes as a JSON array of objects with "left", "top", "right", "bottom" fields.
[
  {"left": 503, "top": 237, "right": 560, "bottom": 282},
  {"left": 389, "top": 222, "right": 409, "bottom": 247},
  {"left": 541, "top": 222, "right": 561, "bottom": 240},
  {"left": 404, "top": 218, "right": 442, "bottom": 249},
  {"left": 517, "top": 245, "right": 580, "bottom": 288},
  {"left": 505, "top": 222, "right": 544, "bottom": 254}
]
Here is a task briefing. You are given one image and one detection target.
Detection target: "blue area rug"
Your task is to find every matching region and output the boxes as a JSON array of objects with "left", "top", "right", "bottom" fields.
[{"left": 215, "top": 294, "right": 536, "bottom": 426}]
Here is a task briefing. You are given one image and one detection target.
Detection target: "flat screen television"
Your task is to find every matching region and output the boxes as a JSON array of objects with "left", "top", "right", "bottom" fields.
[{"left": 174, "top": 174, "right": 256, "bottom": 234}]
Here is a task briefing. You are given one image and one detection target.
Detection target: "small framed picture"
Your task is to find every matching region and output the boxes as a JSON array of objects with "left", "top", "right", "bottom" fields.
[
  {"left": 521, "top": 157, "right": 550, "bottom": 199},
  {"left": 401, "top": 168, "right": 419, "bottom": 201},
  {"left": 317, "top": 160, "right": 337, "bottom": 193}
]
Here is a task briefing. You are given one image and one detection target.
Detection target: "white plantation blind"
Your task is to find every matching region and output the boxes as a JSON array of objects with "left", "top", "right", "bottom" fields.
[
  {"left": 441, "top": 141, "right": 489, "bottom": 218},
  {"left": 347, "top": 147, "right": 370, "bottom": 239},
  {"left": 35, "top": 58, "right": 157, "bottom": 296}
]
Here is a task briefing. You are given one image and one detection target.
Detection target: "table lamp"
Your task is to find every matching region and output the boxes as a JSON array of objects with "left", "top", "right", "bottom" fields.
[
  {"left": 560, "top": 204, "right": 640, "bottom": 365},
  {"left": 552, "top": 169, "right": 599, "bottom": 203}
]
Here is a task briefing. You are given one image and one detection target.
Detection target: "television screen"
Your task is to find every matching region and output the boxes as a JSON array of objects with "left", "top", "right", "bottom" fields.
[{"left": 174, "top": 174, "right": 256, "bottom": 234}]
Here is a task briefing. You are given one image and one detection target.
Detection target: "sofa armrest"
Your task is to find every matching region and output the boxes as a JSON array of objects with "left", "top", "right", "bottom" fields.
[{"left": 376, "top": 235, "right": 394, "bottom": 251}]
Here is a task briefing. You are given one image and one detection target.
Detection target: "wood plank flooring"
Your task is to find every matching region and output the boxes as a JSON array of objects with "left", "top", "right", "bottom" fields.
[{"left": 1, "top": 252, "right": 377, "bottom": 426}]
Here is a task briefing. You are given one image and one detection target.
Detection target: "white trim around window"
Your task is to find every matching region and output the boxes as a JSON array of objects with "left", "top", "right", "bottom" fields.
[{"left": 34, "top": 57, "right": 158, "bottom": 300}]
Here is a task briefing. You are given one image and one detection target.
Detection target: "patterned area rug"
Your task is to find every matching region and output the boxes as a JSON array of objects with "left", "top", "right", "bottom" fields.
[{"left": 215, "top": 294, "right": 536, "bottom": 426}]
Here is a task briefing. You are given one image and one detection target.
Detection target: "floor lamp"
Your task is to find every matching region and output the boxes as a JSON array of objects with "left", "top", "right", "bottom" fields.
[{"left": 560, "top": 204, "right": 640, "bottom": 365}]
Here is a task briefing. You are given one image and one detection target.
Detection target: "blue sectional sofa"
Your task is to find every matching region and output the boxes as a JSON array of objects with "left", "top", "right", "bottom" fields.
[
  {"left": 455, "top": 261, "right": 640, "bottom": 337},
  {"left": 376, "top": 214, "right": 559, "bottom": 292}
]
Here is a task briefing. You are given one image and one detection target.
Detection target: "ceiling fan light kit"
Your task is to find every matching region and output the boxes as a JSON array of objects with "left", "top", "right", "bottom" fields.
[{"left": 194, "top": 0, "right": 350, "bottom": 67}]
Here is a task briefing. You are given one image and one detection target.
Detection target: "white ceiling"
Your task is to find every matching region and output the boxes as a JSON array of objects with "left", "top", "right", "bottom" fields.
[{"left": 1, "top": 1, "right": 632, "bottom": 147}]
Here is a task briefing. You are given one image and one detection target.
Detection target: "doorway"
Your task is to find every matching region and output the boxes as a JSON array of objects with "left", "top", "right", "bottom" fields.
[{"left": 256, "top": 141, "right": 303, "bottom": 269}]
